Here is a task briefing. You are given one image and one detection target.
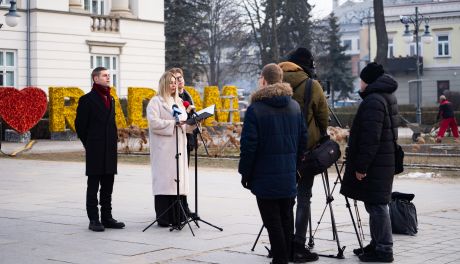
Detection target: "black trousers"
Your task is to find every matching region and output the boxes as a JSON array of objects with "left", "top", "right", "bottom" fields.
[
  {"left": 86, "top": 174, "right": 114, "bottom": 221},
  {"left": 155, "top": 195, "right": 190, "bottom": 226},
  {"left": 257, "top": 197, "right": 295, "bottom": 264}
]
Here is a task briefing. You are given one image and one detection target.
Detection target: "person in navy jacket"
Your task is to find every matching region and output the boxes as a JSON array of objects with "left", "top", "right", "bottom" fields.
[{"left": 239, "top": 63, "right": 307, "bottom": 264}]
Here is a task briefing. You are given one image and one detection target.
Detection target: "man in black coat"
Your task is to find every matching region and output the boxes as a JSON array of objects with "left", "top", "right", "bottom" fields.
[
  {"left": 75, "top": 67, "right": 125, "bottom": 232},
  {"left": 239, "top": 63, "right": 307, "bottom": 264},
  {"left": 340, "top": 63, "right": 398, "bottom": 262}
]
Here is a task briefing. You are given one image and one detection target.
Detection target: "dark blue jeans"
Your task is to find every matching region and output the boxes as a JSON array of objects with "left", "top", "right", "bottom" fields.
[
  {"left": 293, "top": 174, "right": 315, "bottom": 244},
  {"left": 364, "top": 203, "right": 393, "bottom": 254}
]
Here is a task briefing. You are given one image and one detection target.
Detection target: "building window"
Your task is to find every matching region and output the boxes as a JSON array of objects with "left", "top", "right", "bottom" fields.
[
  {"left": 437, "top": 35, "right": 449, "bottom": 57},
  {"left": 343, "top": 39, "right": 352, "bottom": 51},
  {"left": 85, "top": 0, "right": 105, "bottom": 15},
  {"left": 409, "top": 37, "right": 422, "bottom": 57},
  {"left": 356, "top": 38, "right": 360, "bottom": 51},
  {"left": 388, "top": 38, "right": 394, "bottom": 58},
  {"left": 437, "top": 80, "right": 450, "bottom": 98},
  {"left": 0, "top": 50, "right": 16, "bottom": 87},
  {"left": 0, "top": 1, "right": 10, "bottom": 7},
  {"left": 90, "top": 54, "right": 119, "bottom": 88}
]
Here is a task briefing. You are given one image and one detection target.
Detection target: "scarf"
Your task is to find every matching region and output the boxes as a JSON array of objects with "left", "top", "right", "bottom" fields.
[{"left": 92, "top": 83, "right": 111, "bottom": 109}]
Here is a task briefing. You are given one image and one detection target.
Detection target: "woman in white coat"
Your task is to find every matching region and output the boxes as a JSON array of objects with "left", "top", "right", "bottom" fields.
[{"left": 147, "top": 71, "right": 191, "bottom": 227}]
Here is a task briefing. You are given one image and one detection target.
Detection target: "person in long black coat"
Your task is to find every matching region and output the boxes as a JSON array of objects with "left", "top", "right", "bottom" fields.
[
  {"left": 340, "top": 63, "right": 398, "bottom": 263},
  {"left": 75, "top": 66, "right": 125, "bottom": 232},
  {"left": 239, "top": 63, "right": 307, "bottom": 264}
]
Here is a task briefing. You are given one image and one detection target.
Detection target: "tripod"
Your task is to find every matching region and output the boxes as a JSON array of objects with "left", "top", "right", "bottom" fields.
[
  {"left": 143, "top": 120, "right": 195, "bottom": 236},
  {"left": 189, "top": 115, "right": 223, "bottom": 231},
  {"left": 306, "top": 105, "right": 364, "bottom": 257}
]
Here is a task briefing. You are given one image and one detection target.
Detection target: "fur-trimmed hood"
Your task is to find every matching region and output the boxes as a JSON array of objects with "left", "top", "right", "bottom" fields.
[{"left": 250, "top": 82, "right": 293, "bottom": 108}]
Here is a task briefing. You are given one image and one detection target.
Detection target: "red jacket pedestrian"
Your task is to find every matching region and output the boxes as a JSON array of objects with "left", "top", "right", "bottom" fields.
[{"left": 436, "top": 95, "right": 459, "bottom": 143}]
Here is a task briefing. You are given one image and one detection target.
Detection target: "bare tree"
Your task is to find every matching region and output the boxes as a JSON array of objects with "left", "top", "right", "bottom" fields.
[
  {"left": 373, "top": 0, "right": 388, "bottom": 66},
  {"left": 198, "top": 0, "right": 249, "bottom": 86},
  {"left": 241, "top": 0, "right": 274, "bottom": 68}
]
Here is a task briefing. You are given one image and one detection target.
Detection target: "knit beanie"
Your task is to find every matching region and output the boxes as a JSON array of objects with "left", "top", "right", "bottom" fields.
[
  {"left": 287, "top": 47, "right": 314, "bottom": 73},
  {"left": 360, "top": 62, "right": 384, "bottom": 84}
]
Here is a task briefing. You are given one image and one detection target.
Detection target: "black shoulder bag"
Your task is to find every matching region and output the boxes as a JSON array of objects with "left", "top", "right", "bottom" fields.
[{"left": 298, "top": 79, "right": 341, "bottom": 178}]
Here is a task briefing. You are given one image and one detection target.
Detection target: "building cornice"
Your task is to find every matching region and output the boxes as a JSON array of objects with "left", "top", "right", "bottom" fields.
[
  {"left": 5, "top": 8, "right": 164, "bottom": 25},
  {"left": 86, "top": 40, "right": 126, "bottom": 54}
]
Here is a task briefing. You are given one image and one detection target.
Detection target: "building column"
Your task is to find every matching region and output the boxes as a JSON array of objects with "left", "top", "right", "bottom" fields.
[
  {"left": 69, "top": 0, "right": 85, "bottom": 12},
  {"left": 110, "top": 0, "right": 133, "bottom": 17}
]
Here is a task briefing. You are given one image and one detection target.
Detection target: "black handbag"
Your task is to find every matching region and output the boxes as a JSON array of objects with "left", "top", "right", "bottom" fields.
[
  {"left": 376, "top": 94, "right": 404, "bottom": 175},
  {"left": 297, "top": 79, "right": 340, "bottom": 178},
  {"left": 389, "top": 192, "right": 418, "bottom": 235},
  {"left": 298, "top": 135, "right": 341, "bottom": 177}
]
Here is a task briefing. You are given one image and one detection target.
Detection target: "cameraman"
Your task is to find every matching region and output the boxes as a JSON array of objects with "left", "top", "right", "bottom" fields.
[{"left": 279, "top": 47, "right": 329, "bottom": 262}]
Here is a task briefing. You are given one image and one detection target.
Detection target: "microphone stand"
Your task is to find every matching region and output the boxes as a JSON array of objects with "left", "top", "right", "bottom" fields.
[
  {"left": 189, "top": 113, "right": 223, "bottom": 231},
  {"left": 143, "top": 112, "right": 195, "bottom": 236}
]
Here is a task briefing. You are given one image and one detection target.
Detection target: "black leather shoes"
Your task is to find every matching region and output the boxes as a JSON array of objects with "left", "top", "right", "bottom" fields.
[
  {"left": 89, "top": 220, "right": 105, "bottom": 232},
  {"left": 353, "top": 243, "right": 375, "bottom": 256},
  {"left": 101, "top": 218, "right": 125, "bottom": 229},
  {"left": 359, "top": 250, "right": 394, "bottom": 263}
]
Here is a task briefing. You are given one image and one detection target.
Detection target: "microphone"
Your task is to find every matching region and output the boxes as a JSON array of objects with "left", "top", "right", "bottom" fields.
[
  {"left": 183, "top": 101, "right": 198, "bottom": 117},
  {"left": 172, "top": 104, "right": 182, "bottom": 123}
]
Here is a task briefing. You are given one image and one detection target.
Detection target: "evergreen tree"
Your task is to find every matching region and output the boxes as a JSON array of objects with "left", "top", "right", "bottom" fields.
[
  {"left": 317, "top": 13, "right": 354, "bottom": 99},
  {"left": 164, "top": 0, "right": 205, "bottom": 83},
  {"left": 278, "top": 0, "right": 313, "bottom": 57}
]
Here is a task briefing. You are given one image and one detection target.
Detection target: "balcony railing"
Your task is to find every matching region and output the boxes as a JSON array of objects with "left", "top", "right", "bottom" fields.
[
  {"left": 91, "top": 16, "right": 119, "bottom": 32},
  {"left": 386, "top": 56, "right": 423, "bottom": 75}
]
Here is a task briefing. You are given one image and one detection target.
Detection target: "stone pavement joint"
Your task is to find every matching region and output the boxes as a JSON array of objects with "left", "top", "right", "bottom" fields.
[{"left": 0, "top": 158, "right": 459, "bottom": 263}]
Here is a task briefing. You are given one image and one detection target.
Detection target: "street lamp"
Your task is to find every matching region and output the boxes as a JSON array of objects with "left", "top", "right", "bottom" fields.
[
  {"left": 1, "top": 0, "right": 20, "bottom": 27},
  {"left": 400, "top": 7, "right": 432, "bottom": 125}
]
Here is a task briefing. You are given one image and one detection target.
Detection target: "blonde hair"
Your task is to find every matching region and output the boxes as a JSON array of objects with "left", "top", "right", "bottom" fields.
[{"left": 158, "top": 71, "right": 179, "bottom": 103}]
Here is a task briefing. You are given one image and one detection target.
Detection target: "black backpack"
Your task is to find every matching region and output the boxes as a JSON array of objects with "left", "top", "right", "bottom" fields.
[{"left": 389, "top": 192, "right": 418, "bottom": 235}]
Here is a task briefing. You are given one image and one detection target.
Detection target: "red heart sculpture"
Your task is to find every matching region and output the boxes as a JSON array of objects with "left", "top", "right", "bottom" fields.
[{"left": 0, "top": 87, "right": 48, "bottom": 134}]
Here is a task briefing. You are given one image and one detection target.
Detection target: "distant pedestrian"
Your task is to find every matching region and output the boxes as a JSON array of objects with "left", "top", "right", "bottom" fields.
[
  {"left": 75, "top": 67, "right": 125, "bottom": 232},
  {"left": 340, "top": 62, "right": 399, "bottom": 263},
  {"left": 436, "top": 95, "right": 459, "bottom": 143},
  {"left": 239, "top": 63, "right": 307, "bottom": 264}
]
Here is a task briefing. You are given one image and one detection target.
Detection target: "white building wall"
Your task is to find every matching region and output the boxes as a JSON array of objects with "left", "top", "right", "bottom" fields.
[
  {"left": 0, "top": 8, "right": 28, "bottom": 88},
  {"left": 0, "top": 0, "right": 165, "bottom": 97},
  {"left": 32, "top": 0, "right": 70, "bottom": 11},
  {"left": 131, "top": 0, "right": 163, "bottom": 21}
]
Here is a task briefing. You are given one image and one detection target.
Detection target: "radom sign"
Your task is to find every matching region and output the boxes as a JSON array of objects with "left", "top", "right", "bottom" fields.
[{"left": 48, "top": 86, "right": 240, "bottom": 132}]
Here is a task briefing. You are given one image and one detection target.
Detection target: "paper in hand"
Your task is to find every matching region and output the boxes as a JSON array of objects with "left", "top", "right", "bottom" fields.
[{"left": 186, "top": 105, "right": 215, "bottom": 125}]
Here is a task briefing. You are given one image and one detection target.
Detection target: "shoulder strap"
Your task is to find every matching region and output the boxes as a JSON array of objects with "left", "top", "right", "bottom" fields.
[
  {"left": 303, "top": 78, "right": 313, "bottom": 117},
  {"left": 374, "top": 93, "right": 397, "bottom": 142}
]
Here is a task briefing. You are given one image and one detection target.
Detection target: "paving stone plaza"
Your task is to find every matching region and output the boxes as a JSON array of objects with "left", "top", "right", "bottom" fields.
[{"left": 1, "top": 142, "right": 459, "bottom": 264}]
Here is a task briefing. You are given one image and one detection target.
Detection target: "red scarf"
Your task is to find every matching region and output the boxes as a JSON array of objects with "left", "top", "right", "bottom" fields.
[{"left": 92, "top": 83, "right": 111, "bottom": 109}]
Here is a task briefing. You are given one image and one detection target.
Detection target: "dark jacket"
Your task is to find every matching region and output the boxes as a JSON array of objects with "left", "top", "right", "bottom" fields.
[
  {"left": 179, "top": 89, "right": 196, "bottom": 150},
  {"left": 238, "top": 83, "right": 307, "bottom": 199},
  {"left": 279, "top": 62, "right": 329, "bottom": 150},
  {"left": 75, "top": 90, "right": 118, "bottom": 176},
  {"left": 340, "top": 74, "right": 399, "bottom": 204},
  {"left": 437, "top": 100, "right": 455, "bottom": 120}
]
